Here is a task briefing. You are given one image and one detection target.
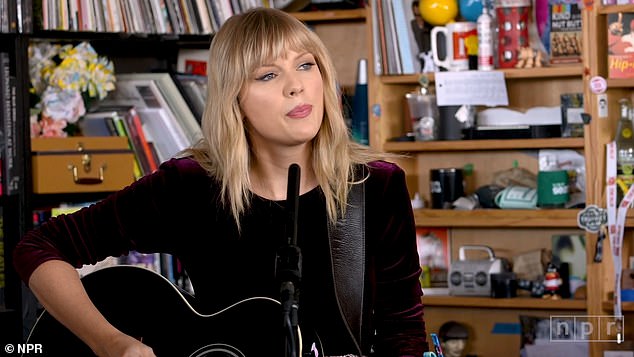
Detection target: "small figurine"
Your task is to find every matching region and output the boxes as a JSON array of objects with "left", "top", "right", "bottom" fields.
[
  {"left": 420, "top": 50, "right": 436, "bottom": 73},
  {"left": 515, "top": 47, "right": 547, "bottom": 69},
  {"left": 515, "top": 47, "right": 529, "bottom": 68},
  {"left": 543, "top": 263, "right": 563, "bottom": 299},
  {"left": 439, "top": 321, "right": 469, "bottom": 357},
  {"left": 534, "top": 50, "right": 544, "bottom": 68}
]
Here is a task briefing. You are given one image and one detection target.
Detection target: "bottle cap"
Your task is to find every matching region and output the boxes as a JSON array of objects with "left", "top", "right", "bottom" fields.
[{"left": 356, "top": 59, "right": 367, "bottom": 85}]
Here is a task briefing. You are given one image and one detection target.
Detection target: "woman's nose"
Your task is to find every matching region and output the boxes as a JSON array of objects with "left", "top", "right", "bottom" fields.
[{"left": 284, "top": 77, "right": 304, "bottom": 97}]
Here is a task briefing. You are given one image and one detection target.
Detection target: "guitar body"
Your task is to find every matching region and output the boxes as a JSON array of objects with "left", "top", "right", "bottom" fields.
[{"left": 25, "top": 265, "right": 319, "bottom": 357}]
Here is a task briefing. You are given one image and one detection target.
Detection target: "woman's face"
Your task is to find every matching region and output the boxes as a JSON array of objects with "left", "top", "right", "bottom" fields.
[{"left": 239, "top": 49, "right": 324, "bottom": 154}]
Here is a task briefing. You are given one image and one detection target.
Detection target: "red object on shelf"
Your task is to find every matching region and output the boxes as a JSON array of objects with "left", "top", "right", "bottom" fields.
[{"left": 496, "top": 0, "right": 530, "bottom": 68}]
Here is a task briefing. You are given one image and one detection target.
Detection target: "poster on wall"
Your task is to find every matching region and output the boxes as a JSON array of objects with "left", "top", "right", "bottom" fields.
[{"left": 607, "top": 12, "right": 634, "bottom": 78}]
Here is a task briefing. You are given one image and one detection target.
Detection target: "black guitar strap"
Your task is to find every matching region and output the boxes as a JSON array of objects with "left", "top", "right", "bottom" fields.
[{"left": 327, "top": 169, "right": 366, "bottom": 356}]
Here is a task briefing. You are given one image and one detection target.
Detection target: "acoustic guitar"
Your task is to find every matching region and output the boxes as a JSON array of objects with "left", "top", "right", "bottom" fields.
[{"left": 24, "top": 265, "right": 322, "bottom": 356}]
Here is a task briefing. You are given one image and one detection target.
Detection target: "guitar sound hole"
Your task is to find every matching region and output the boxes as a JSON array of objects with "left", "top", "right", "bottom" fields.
[{"left": 188, "top": 344, "right": 245, "bottom": 357}]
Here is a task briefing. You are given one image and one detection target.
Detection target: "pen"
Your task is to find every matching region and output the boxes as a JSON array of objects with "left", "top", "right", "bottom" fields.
[{"left": 431, "top": 333, "right": 444, "bottom": 357}]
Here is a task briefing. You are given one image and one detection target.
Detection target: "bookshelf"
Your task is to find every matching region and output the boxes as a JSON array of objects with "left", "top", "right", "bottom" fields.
[{"left": 365, "top": 2, "right": 596, "bottom": 356}]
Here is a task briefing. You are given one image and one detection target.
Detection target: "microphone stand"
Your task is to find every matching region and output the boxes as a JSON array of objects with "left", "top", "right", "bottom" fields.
[{"left": 276, "top": 163, "right": 302, "bottom": 357}]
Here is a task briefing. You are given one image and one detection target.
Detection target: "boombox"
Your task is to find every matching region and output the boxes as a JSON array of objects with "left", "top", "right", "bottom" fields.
[{"left": 449, "top": 245, "right": 511, "bottom": 296}]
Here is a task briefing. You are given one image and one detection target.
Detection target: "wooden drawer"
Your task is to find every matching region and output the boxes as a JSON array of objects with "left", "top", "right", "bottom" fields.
[{"left": 31, "top": 137, "right": 135, "bottom": 194}]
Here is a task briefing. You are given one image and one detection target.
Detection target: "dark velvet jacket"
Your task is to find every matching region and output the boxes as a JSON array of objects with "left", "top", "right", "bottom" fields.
[{"left": 13, "top": 158, "right": 428, "bottom": 356}]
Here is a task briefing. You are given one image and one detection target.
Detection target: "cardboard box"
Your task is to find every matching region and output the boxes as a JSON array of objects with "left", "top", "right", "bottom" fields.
[
  {"left": 548, "top": 0, "right": 582, "bottom": 65},
  {"left": 31, "top": 137, "right": 135, "bottom": 194}
]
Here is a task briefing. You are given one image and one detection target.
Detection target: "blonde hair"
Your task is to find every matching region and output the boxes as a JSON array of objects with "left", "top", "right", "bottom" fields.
[{"left": 186, "top": 7, "right": 383, "bottom": 227}]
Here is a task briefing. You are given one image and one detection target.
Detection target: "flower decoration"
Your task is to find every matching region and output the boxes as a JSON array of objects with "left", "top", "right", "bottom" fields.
[{"left": 29, "top": 41, "right": 116, "bottom": 137}]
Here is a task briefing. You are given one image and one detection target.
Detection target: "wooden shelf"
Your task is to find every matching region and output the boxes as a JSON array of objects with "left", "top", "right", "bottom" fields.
[
  {"left": 384, "top": 137, "right": 585, "bottom": 152},
  {"left": 607, "top": 79, "right": 634, "bottom": 88},
  {"left": 414, "top": 209, "right": 581, "bottom": 227},
  {"left": 380, "top": 65, "right": 583, "bottom": 84},
  {"left": 290, "top": 8, "right": 367, "bottom": 22},
  {"left": 501, "top": 65, "right": 584, "bottom": 79},
  {"left": 599, "top": 4, "right": 634, "bottom": 14},
  {"left": 423, "top": 295, "right": 587, "bottom": 310},
  {"left": 602, "top": 301, "right": 634, "bottom": 312}
]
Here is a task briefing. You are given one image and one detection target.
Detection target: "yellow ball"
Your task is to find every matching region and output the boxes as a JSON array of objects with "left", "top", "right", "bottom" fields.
[{"left": 419, "top": 0, "right": 459, "bottom": 26}]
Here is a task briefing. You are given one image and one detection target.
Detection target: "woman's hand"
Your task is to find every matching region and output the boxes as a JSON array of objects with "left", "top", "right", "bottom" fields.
[
  {"left": 98, "top": 332, "right": 156, "bottom": 357},
  {"left": 27, "top": 261, "right": 157, "bottom": 357}
]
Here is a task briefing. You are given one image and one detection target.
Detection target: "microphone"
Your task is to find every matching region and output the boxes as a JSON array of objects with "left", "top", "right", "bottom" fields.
[
  {"left": 286, "top": 163, "right": 300, "bottom": 246},
  {"left": 276, "top": 163, "right": 302, "bottom": 285},
  {"left": 276, "top": 163, "right": 302, "bottom": 357}
]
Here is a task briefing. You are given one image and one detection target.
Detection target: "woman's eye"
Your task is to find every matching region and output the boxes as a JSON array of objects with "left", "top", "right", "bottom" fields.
[
  {"left": 256, "top": 72, "right": 276, "bottom": 81},
  {"left": 299, "top": 62, "right": 316, "bottom": 70}
]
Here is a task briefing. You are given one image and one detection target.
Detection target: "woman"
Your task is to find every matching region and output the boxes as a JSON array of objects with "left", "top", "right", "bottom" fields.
[{"left": 14, "top": 7, "right": 428, "bottom": 357}]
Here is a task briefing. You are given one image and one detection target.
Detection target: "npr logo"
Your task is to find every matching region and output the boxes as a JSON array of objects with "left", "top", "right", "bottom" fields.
[
  {"left": 4, "top": 343, "right": 43, "bottom": 354},
  {"left": 550, "top": 315, "right": 625, "bottom": 343}
]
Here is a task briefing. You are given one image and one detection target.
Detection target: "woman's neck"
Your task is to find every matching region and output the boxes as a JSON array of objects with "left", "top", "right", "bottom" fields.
[{"left": 250, "top": 153, "right": 318, "bottom": 201}]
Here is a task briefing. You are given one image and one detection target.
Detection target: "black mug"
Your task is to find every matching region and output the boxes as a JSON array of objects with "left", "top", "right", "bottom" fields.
[{"left": 430, "top": 168, "right": 464, "bottom": 209}]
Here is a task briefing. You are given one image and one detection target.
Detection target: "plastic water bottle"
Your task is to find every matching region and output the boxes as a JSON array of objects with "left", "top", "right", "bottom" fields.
[
  {"left": 477, "top": 0, "right": 494, "bottom": 70},
  {"left": 616, "top": 98, "right": 634, "bottom": 202},
  {"left": 351, "top": 59, "right": 369, "bottom": 145}
]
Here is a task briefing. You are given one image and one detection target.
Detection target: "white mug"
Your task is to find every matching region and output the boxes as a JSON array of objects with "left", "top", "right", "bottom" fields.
[{"left": 431, "top": 22, "right": 477, "bottom": 71}]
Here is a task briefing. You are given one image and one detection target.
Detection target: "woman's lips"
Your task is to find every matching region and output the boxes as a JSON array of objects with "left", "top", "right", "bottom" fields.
[{"left": 287, "top": 104, "right": 312, "bottom": 119}]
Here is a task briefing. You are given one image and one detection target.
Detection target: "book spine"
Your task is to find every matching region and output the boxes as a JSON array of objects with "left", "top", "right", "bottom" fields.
[
  {"left": 376, "top": 0, "right": 389, "bottom": 74},
  {"left": 205, "top": 0, "right": 221, "bottom": 32},
  {"left": 138, "top": 0, "right": 156, "bottom": 33},
  {"left": 112, "top": 115, "right": 144, "bottom": 179},
  {"left": 94, "top": 0, "right": 108, "bottom": 32},
  {"left": 164, "top": 0, "right": 182, "bottom": 33},
  {"left": 370, "top": 0, "right": 383, "bottom": 75},
  {"left": 121, "top": 111, "right": 152, "bottom": 174},
  {"left": 177, "top": 0, "right": 193, "bottom": 34},
  {"left": 1, "top": 53, "right": 19, "bottom": 196},
  {"left": 119, "top": 0, "right": 133, "bottom": 32},
  {"left": 156, "top": 0, "right": 173, "bottom": 33},
  {"left": 194, "top": 0, "right": 212, "bottom": 34},
  {"left": 390, "top": 0, "right": 414, "bottom": 74},
  {"left": 184, "top": 0, "right": 201, "bottom": 34},
  {"left": 18, "top": 0, "right": 33, "bottom": 33},
  {"left": 7, "top": 0, "right": 16, "bottom": 32},
  {"left": 0, "top": 157, "right": 3, "bottom": 195},
  {"left": 105, "top": 0, "right": 121, "bottom": 32},
  {"left": 128, "top": 108, "right": 158, "bottom": 172},
  {"left": 1, "top": 0, "right": 8, "bottom": 32}
]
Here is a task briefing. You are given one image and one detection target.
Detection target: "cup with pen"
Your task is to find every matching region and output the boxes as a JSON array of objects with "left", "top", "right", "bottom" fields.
[
  {"left": 427, "top": 321, "right": 470, "bottom": 357},
  {"left": 422, "top": 333, "right": 445, "bottom": 357}
]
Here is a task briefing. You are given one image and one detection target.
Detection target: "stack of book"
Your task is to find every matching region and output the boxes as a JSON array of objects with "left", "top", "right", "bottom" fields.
[
  {"left": 371, "top": 0, "right": 427, "bottom": 75},
  {"left": 36, "top": 0, "right": 265, "bottom": 34},
  {"left": 84, "top": 72, "right": 203, "bottom": 178}
]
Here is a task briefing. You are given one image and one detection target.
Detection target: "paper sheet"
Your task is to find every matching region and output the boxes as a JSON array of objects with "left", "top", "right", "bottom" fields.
[{"left": 434, "top": 71, "right": 509, "bottom": 107}]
